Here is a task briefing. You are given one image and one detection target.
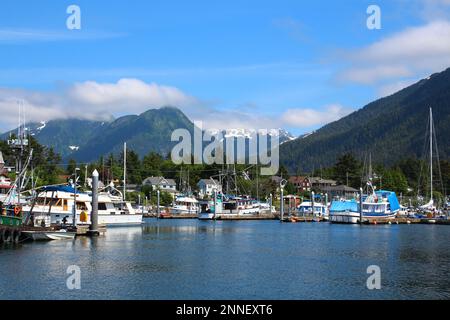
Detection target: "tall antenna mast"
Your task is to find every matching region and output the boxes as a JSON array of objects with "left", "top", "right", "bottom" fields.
[{"left": 8, "top": 100, "right": 29, "bottom": 203}]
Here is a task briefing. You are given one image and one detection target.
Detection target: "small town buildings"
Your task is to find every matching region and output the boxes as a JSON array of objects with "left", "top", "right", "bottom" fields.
[
  {"left": 288, "top": 176, "right": 311, "bottom": 193},
  {"left": 309, "top": 177, "right": 337, "bottom": 191},
  {"left": 142, "top": 176, "right": 178, "bottom": 194},
  {"left": 197, "top": 178, "right": 222, "bottom": 198},
  {"left": 321, "top": 185, "right": 358, "bottom": 199}
]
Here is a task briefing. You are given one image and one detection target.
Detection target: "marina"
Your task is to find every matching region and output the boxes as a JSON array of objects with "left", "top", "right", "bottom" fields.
[{"left": 1, "top": 219, "right": 450, "bottom": 300}]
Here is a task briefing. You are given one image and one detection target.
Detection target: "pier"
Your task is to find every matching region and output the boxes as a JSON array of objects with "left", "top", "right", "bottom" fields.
[
  {"left": 362, "top": 217, "right": 450, "bottom": 225},
  {"left": 281, "top": 216, "right": 325, "bottom": 223}
]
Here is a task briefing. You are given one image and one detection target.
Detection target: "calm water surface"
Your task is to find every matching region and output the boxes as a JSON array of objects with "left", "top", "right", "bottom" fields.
[{"left": 1, "top": 219, "right": 449, "bottom": 300}]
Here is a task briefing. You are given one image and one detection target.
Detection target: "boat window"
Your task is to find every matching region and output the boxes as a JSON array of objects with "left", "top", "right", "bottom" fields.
[
  {"left": 76, "top": 202, "right": 88, "bottom": 210},
  {"left": 98, "top": 203, "right": 107, "bottom": 210},
  {"left": 36, "top": 197, "right": 46, "bottom": 205},
  {"left": 43, "top": 198, "right": 61, "bottom": 207}
]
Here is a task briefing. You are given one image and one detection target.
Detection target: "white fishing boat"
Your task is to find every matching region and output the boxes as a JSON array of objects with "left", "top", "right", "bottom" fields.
[
  {"left": 23, "top": 184, "right": 143, "bottom": 227},
  {"left": 297, "top": 201, "right": 329, "bottom": 219},
  {"left": 220, "top": 196, "right": 261, "bottom": 216},
  {"left": 168, "top": 196, "right": 200, "bottom": 215},
  {"left": 198, "top": 194, "right": 269, "bottom": 220},
  {"left": 198, "top": 194, "right": 223, "bottom": 220},
  {"left": 329, "top": 184, "right": 400, "bottom": 224},
  {"left": 328, "top": 199, "right": 360, "bottom": 224}
]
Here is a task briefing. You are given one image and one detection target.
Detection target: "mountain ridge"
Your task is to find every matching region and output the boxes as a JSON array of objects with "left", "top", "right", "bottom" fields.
[{"left": 280, "top": 68, "right": 450, "bottom": 172}]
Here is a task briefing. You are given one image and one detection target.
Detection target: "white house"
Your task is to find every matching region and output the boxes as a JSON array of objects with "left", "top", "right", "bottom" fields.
[
  {"left": 143, "top": 176, "right": 177, "bottom": 194},
  {"left": 197, "top": 178, "right": 222, "bottom": 198}
]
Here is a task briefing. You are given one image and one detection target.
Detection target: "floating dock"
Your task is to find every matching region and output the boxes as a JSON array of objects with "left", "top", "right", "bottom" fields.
[
  {"left": 158, "top": 214, "right": 198, "bottom": 219},
  {"left": 362, "top": 217, "right": 450, "bottom": 225},
  {"left": 216, "top": 214, "right": 277, "bottom": 221},
  {"left": 282, "top": 216, "right": 325, "bottom": 223}
]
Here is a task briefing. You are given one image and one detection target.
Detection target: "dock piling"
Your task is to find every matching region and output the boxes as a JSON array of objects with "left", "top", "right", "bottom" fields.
[
  {"left": 359, "top": 188, "right": 363, "bottom": 225},
  {"left": 88, "top": 169, "right": 100, "bottom": 236}
]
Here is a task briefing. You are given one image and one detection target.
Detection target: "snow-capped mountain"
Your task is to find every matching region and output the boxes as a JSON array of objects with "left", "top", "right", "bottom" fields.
[
  {"left": 2, "top": 106, "right": 296, "bottom": 161},
  {"left": 205, "top": 128, "right": 296, "bottom": 144}
]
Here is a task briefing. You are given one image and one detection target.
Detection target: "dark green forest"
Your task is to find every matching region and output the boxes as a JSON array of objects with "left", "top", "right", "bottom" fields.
[{"left": 2, "top": 135, "right": 448, "bottom": 206}]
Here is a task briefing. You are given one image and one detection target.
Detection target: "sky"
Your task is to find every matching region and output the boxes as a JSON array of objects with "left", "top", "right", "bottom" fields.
[{"left": 1, "top": 0, "right": 450, "bottom": 135}]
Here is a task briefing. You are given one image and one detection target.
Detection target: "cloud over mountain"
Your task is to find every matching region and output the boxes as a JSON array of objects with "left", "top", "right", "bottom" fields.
[{"left": 0, "top": 79, "right": 200, "bottom": 129}]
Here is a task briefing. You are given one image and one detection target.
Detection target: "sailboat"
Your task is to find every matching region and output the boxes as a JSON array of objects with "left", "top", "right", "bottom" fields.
[{"left": 416, "top": 108, "right": 446, "bottom": 218}]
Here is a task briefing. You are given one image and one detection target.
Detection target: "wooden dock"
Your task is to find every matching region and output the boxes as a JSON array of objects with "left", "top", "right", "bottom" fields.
[
  {"left": 158, "top": 214, "right": 198, "bottom": 219},
  {"left": 217, "top": 214, "right": 277, "bottom": 221},
  {"left": 362, "top": 217, "right": 450, "bottom": 225},
  {"left": 281, "top": 216, "right": 325, "bottom": 223}
]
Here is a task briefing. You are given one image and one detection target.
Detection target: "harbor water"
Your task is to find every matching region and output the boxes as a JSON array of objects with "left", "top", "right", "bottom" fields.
[{"left": 1, "top": 219, "right": 450, "bottom": 300}]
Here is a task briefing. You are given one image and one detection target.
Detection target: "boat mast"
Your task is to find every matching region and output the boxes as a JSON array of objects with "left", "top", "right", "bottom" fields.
[
  {"left": 430, "top": 108, "right": 433, "bottom": 202},
  {"left": 123, "top": 142, "right": 127, "bottom": 201}
]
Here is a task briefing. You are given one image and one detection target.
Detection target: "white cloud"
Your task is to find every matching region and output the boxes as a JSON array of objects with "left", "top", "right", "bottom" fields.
[
  {"left": 377, "top": 79, "right": 418, "bottom": 97},
  {"left": 0, "top": 28, "right": 125, "bottom": 43},
  {"left": 68, "top": 79, "right": 199, "bottom": 112},
  {"left": 191, "top": 103, "right": 353, "bottom": 132},
  {"left": 420, "top": 0, "right": 450, "bottom": 21},
  {"left": 0, "top": 80, "right": 352, "bottom": 134},
  {"left": 0, "top": 79, "right": 200, "bottom": 130},
  {"left": 280, "top": 104, "right": 352, "bottom": 128},
  {"left": 337, "top": 21, "right": 450, "bottom": 85},
  {"left": 194, "top": 109, "right": 279, "bottom": 131}
]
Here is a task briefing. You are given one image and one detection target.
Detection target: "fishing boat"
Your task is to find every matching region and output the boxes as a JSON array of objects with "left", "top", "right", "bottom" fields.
[
  {"left": 168, "top": 196, "right": 200, "bottom": 215},
  {"left": 297, "top": 201, "right": 329, "bottom": 219},
  {"left": 198, "top": 193, "right": 223, "bottom": 220},
  {"left": 329, "top": 183, "right": 400, "bottom": 224},
  {"left": 328, "top": 199, "right": 359, "bottom": 224},
  {"left": 23, "top": 184, "right": 143, "bottom": 226},
  {"left": 198, "top": 194, "right": 271, "bottom": 220},
  {"left": 222, "top": 196, "right": 260, "bottom": 215}
]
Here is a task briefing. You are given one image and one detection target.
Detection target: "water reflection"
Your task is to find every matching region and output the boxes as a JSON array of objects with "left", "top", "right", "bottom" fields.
[{"left": 1, "top": 221, "right": 450, "bottom": 299}]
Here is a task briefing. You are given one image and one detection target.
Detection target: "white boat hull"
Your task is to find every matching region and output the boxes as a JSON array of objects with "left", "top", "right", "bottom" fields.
[
  {"left": 329, "top": 212, "right": 361, "bottom": 224},
  {"left": 44, "top": 212, "right": 143, "bottom": 226},
  {"left": 22, "top": 230, "right": 76, "bottom": 241},
  {"left": 98, "top": 214, "right": 143, "bottom": 225},
  {"left": 198, "top": 213, "right": 216, "bottom": 220},
  {"left": 169, "top": 208, "right": 199, "bottom": 215},
  {"left": 330, "top": 212, "right": 397, "bottom": 224}
]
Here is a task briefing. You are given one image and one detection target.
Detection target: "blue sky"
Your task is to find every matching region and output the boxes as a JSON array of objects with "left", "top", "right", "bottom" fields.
[{"left": 1, "top": 0, "right": 450, "bottom": 134}]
